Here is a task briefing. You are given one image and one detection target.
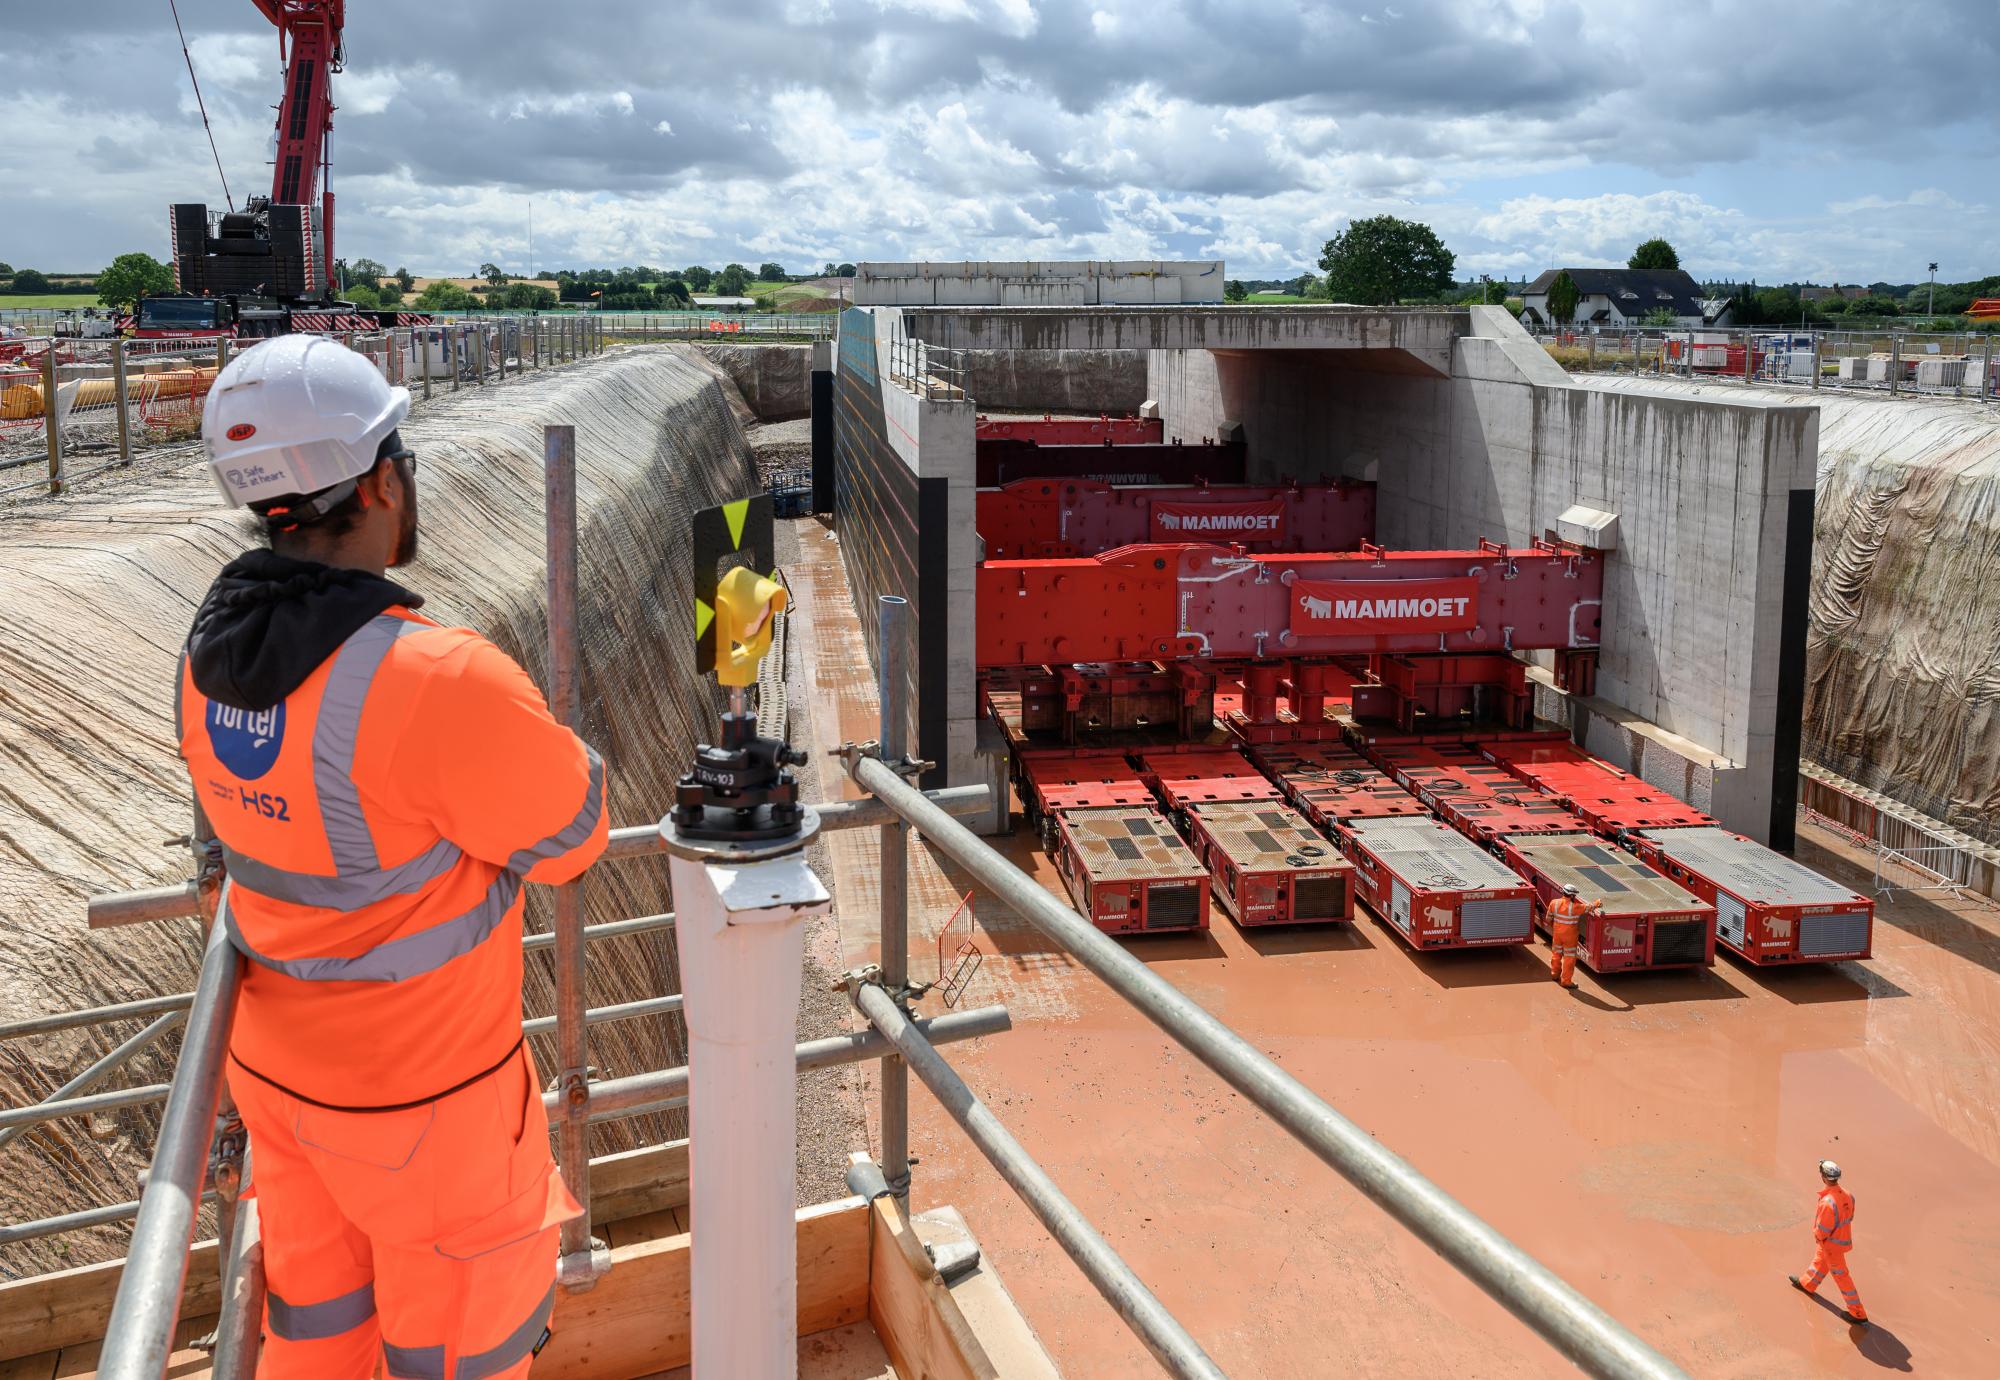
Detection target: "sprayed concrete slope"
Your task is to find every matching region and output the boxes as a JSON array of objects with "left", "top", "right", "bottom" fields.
[
  {"left": 788, "top": 515, "right": 2000, "bottom": 1379},
  {"left": 0, "top": 347, "right": 758, "bottom": 1272},
  {"left": 1580, "top": 375, "right": 2000, "bottom": 847}
]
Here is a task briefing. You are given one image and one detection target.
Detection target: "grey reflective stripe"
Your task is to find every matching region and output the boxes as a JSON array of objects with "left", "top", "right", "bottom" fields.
[
  {"left": 456, "top": 1283, "right": 556, "bottom": 1380},
  {"left": 506, "top": 749, "right": 605, "bottom": 874},
  {"left": 173, "top": 653, "right": 187, "bottom": 751},
  {"left": 221, "top": 836, "right": 464, "bottom": 912},
  {"left": 228, "top": 871, "right": 523, "bottom": 983},
  {"left": 224, "top": 613, "right": 468, "bottom": 912},
  {"left": 317, "top": 616, "right": 409, "bottom": 873},
  {"left": 383, "top": 1340, "right": 447, "bottom": 1380},
  {"left": 267, "top": 1280, "right": 376, "bottom": 1342}
]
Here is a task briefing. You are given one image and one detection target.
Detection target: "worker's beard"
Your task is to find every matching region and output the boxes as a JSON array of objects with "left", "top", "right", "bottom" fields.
[{"left": 389, "top": 462, "right": 420, "bottom": 567}]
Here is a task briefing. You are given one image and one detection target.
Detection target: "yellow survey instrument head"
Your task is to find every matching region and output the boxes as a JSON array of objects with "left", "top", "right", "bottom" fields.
[{"left": 714, "top": 565, "right": 787, "bottom": 687}]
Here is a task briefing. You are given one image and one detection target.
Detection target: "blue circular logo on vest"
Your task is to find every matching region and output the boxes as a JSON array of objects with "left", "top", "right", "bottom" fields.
[{"left": 206, "top": 701, "right": 286, "bottom": 780}]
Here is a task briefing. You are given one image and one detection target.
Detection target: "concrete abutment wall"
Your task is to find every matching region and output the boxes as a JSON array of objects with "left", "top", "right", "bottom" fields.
[{"left": 1145, "top": 308, "right": 1817, "bottom": 845}]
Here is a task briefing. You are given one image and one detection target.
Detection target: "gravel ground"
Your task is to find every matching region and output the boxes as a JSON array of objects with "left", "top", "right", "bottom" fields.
[
  {"left": 746, "top": 416, "right": 811, "bottom": 485},
  {"left": 768, "top": 469, "right": 871, "bottom": 1208}
]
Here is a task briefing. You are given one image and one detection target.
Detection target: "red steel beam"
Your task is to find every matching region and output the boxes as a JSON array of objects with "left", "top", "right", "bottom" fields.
[
  {"left": 978, "top": 478, "right": 1376, "bottom": 559},
  {"left": 977, "top": 539, "right": 1603, "bottom": 668}
]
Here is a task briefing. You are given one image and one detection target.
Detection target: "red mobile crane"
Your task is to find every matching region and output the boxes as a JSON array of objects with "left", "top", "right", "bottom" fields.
[{"left": 138, "top": 1, "right": 421, "bottom": 339}]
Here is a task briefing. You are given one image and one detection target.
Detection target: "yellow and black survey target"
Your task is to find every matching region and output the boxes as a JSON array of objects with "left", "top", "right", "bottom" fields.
[{"left": 693, "top": 494, "right": 777, "bottom": 676}]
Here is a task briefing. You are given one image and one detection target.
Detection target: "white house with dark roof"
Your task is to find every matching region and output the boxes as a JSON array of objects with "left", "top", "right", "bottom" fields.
[{"left": 1520, "top": 268, "right": 1734, "bottom": 330}]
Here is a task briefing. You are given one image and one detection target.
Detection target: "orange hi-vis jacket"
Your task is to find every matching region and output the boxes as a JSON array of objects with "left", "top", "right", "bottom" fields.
[
  {"left": 1815, "top": 1183, "right": 1856, "bottom": 1249},
  {"left": 1547, "top": 894, "right": 1591, "bottom": 953},
  {"left": 180, "top": 608, "right": 608, "bottom": 1109}
]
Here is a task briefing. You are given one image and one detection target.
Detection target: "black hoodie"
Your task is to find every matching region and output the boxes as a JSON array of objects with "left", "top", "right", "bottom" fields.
[{"left": 187, "top": 550, "right": 425, "bottom": 711}]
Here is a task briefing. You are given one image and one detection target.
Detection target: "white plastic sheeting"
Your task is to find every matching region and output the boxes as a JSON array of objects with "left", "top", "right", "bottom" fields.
[{"left": 1583, "top": 376, "right": 2000, "bottom": 843}]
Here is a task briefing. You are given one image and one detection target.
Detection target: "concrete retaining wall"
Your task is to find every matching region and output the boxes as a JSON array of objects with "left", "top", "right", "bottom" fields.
[
  {"left": 696, "top": 342, "right": 812, "bottom": 420},
  {"left": 961, "top": 348, "right": 1147, "bottom": 414},
  {"left": 1149, "top": 308, "right": 1818, "bottom": 844}
]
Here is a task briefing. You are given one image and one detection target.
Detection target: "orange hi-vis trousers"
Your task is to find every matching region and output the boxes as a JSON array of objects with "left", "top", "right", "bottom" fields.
[
  {"left": 1801, "top": 1243, "right": 1867, "bottom": 1320},
  {"left": 229, "top": 1043, "right": 579, "bottom": 1379}
]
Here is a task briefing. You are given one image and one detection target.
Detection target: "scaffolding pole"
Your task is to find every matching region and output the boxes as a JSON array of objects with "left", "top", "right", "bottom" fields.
[{"left": 846, "top": 751, "right": 1689, "bottom": 1380}]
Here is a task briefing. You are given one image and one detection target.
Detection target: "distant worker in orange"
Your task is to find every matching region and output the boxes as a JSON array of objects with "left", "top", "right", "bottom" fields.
[
  {"left": 1791, "top": 1159, "right": 1869, "bottom": 1326},
  {"left": 1546, "top": 882, "right": 1595, "bottom": 988},
  {"left": 181, "top": 335, "right": 608, "bottom": 1378}
]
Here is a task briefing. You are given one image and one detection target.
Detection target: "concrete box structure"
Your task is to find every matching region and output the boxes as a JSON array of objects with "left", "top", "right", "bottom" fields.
[
  {"left": 832, "top": 299, "right": 1817, "bottom": 848},
  {"left": 853, "top": 261, "right": 1223, "bottom": 308}
]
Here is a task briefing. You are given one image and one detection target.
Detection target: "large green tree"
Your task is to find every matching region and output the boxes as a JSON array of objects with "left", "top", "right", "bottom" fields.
[
  {"left": 1628, "top": 238, "right": 1680, "bottom": 270},
  {"left": 96, "top": 252, "right": 172, "bottom": 310},
  {"left": 1317, "top": 216, "right": 1456, "bottom": 305},
  {"left": 682, "top": 265, "right": 715, "bottom": 292},
  {"left": 758, "top": 262, "right": 787, "bottom": 282},
  {"left": 1545, "top": 269, "right": 1580, "bottom": 325},
  {"left": 11, "top": 268, "right": 51, "bottom": 294},
  {"left": 415, "top": 280, "right": 476, "bottom": 311},
  {"left": 715, "top": 262, "right": 752, "bottom": 295}
]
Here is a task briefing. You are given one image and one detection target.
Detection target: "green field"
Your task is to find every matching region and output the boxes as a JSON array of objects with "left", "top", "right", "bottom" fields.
[
  {"left": 0, "top": 294, "right": 106, "bottom": 310},
  {"left": 1244, "top": 292, "right": 1306, "bottom": 304},
  {"left": 747, "top": 280, "right": 835, "bottom": 307}
]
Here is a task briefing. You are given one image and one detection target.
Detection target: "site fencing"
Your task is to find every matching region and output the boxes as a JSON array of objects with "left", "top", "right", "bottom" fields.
[
  {"left": 1531, "top": 324, "right": 2000, "bottom": 404},
  {"left": 1798, "top": 763, "right": 2000, "bottom": 903},
  {"left": 0, "top": 316, "right": 607, "bottom": 499}
]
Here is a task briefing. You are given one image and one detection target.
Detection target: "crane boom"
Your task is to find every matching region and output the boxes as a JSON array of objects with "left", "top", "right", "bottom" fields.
[
  {"left": 255, "top": 0, "right": 344, "bottom": 286},
  {"left": 144, "top": 0, "right": 419, "bottom": 339}
]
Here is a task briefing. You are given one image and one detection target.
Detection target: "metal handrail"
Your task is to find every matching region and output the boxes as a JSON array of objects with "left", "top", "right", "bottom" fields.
[
  {"left": 0, "top": 913, "right": 679, "bottom": 1043},
  {"left": 846, "top": 750, "right": 1689, "bottom": 1380},
  {"left": 99, "top": 890, "right": 243, "bottom": 1380},
  {"left": 856, "top": 984, "right": 1223, "bottom": 1377}
]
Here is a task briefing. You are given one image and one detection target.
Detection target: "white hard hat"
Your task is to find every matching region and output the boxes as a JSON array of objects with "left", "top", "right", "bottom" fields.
[
  {"left": 1819, "top": 1159, "right": 1842, "bottom": 1180},
  {"left": 1562, "top": 883, "right": 1580, "bottom": 897},
  {"left": 201, "top": 334, "right": 409, "bottom": 510}
]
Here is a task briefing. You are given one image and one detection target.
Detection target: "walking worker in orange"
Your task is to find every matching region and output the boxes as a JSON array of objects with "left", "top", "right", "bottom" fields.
[
  {"left": 1546, "top": 882, "right": 1594, "bottom": 988},
  {"left": 1792, "top": 1158, "right": 1869, "bottom": 1325},
  {"left": 180, "top": 335, "right": 608, "bottom": 1379}
]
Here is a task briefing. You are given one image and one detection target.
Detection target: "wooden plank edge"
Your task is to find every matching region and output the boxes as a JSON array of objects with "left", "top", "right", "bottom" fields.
[
  {"left": 534, "top": 1194, "right": 871, "bottom": 1380},
  {"left": 867, "top": 1196, "right": 999, "bottom": 1380},
  {"left": 0, "top": 1140, "right": 693, "bottom": 1363},
  {"left": 589, "top": 1139, "right": 690, "bottom": 1222},
  {"left": 0, "top": 1240, "right": 219, "bottom": 1363}
]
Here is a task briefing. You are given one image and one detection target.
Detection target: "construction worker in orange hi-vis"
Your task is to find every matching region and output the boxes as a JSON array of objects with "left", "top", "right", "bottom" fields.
[
  {"left": 1546, "top": 882, "right": 1594, "bottom": 988},
  {"left": 1792, "top": 1158, "right": 1869, "bottom": 1326},
  {"left": 180, "top": 336, "right": 608, "bottom": 1379}
]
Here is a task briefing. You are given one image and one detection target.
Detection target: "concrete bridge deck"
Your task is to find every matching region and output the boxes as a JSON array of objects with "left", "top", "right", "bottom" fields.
[{"left": 896, "top": 304, "right": 1462, "bottom": 375}]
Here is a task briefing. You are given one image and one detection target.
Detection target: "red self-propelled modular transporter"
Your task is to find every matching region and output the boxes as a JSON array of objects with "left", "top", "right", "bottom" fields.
[
  {"left": 1136, "top": 748, "right": 1353, "bottom": 926},
  {"left": 1245, "top": 742, "right": 1534, "bottom": 948},
  {"left": 1498, "top": 833, "right": 1718, "bottom": 973},
  {"left": 1017, "top": 754, "right": 1211, "bottom": 936},
  {"left": 1481, "top": 741, "right": 1873, "bottom": 964},
  {"left": 1627, "top": 827, "right": 1874, "bottom": 964}
]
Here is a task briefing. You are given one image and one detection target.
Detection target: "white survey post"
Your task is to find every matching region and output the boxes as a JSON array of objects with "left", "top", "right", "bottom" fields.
[{"left": 670, "top": 847, "right": 830, "bottom": 1380}]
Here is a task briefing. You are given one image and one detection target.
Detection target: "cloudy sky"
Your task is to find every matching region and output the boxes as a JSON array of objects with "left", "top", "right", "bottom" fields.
[{"left": 4, "top": 0, "right": 1994, "bottom": 285}]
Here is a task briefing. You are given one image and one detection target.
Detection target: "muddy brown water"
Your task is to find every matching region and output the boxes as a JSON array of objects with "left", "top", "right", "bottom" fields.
[{"left": 788, "top": 515, "right": 2000, "bottom": 1379}]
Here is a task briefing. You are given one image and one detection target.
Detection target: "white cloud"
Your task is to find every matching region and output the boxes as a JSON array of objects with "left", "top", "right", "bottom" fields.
[{"left": 0, "top": 0, "right": 1991, "bottom": 281}]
